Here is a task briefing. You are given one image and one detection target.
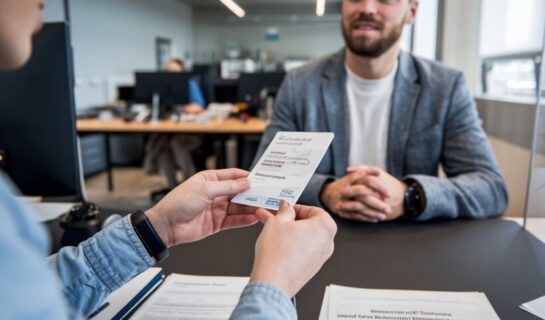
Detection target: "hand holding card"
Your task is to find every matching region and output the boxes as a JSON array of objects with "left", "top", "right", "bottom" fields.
[{"left": 231, "top": 131, "right": 334, "bottom": 210}]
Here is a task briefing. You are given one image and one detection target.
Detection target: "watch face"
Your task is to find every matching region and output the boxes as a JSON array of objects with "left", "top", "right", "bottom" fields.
[
  {"left": 404, "top": 187, "right": 416, "bottom": 216},
  {"left": 404, "top": 184, "right": 424, "bottom": 217},
  {"left": 414, "top": 184, "right": 426, "bottom": 213}
]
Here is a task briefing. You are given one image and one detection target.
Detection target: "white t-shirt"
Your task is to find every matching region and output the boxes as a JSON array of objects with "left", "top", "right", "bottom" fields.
[{"left": 346, "top": 62, "right": 398, "bottom": 170}]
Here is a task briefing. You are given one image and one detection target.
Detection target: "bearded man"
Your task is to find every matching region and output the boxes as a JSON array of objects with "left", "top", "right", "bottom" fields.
[{"left": 255, "top": 0, "right": 508, "bottom": 222}]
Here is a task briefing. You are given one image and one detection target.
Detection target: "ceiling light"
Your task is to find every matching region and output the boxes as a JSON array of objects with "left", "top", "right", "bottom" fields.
[
  {"left": 316, "top": 0, "right": 326, "bottom": 16},
  {"left": 220, "top": 0, "right": 246, "bottom": 18}
]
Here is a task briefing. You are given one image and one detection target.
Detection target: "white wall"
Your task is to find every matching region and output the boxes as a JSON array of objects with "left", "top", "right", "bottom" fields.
[
  {"left": 44, "top": 0, "right": 194, "bottom": 109},
  {"left": 42, "top": 0, "right": 438, "bottom": 103},
  {"left": 193, "top": 17, "right": 344, "bottom": 63},
  {"left": 193, "top": 0, "right": 439, "bottom": 65},
  {"left": 42, "top": 0, "right": 64, "bottom": 21},
  {"left": 39, "top": 0, "right": 479, "bottom": 103},
  {"left": 441, "top": 0, "right": 482, "bottom": 94}
]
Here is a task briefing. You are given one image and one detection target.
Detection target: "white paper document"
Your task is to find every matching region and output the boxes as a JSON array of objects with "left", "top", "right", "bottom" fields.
[
  {"left": 131, "top": 274, "right": 249, "bottom": 320},
  {"left": 319, "top": 285, "right": 500, "bottom": 320},
  {"left": 520, "top": 294, "right": 545, "bottom": 319},
  {"left": 232, "top": 131, "right": 334, "bottom": 210}
]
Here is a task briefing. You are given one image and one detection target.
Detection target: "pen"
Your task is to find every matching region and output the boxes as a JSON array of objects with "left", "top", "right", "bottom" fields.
[{"left": 87, "top": 301, "right": 109, "bottom": 319}]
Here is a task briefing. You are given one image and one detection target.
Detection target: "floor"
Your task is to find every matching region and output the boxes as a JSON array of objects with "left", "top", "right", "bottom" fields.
[
  {"left": 85, "top": 168, "right": 168, "bottom": 211},
  {"left": 84, "top": 154, "right": 216, "bottom": 211}
]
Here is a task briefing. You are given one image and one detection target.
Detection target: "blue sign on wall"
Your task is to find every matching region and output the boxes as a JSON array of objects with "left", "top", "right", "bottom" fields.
[{"left": 265, "top": 27, "right": 279, "bottom": 42}]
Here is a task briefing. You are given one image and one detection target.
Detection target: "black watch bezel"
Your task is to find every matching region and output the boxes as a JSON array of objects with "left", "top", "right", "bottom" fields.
[
  {"left": 403, "top": 180, "right": 426, "bottom": 219},
  {"left": 131, "top": 210, "right": 169, "bottom": 262}
]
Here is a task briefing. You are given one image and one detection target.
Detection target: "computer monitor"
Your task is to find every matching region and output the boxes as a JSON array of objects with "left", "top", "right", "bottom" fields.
[
  {"left": 192, "top": 63, "right": 220, "bottom": 82},
  {"left": 134, "top": 72, "right": 191, "bottom": 112},
  {"left": 237, "top": 72, "right": 286, "bottom": 103},
  {"left": 214, "top": 82, "right": 238, "bottom": 103},
  {"left": 0, "top": 22, "right": 84, "bottom": 201},
  {"left": 117, "top": 85, "right": 135, "bottom": 102}
]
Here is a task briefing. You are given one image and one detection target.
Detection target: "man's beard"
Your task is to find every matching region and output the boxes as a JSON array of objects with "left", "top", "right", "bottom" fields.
[{"left": 342, "top": 15, "right": 405, "bottom": 58}]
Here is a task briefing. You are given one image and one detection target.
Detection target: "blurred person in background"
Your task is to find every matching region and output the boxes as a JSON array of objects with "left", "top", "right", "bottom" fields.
[{"left": 143, "top": 58, "right": 207, "bottom": 200}]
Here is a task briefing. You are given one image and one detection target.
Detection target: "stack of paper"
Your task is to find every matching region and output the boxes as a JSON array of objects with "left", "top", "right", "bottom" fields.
[
  {"left": 131, "top": 274, "right": 249, "bottom": 319},
  {"left": 177, "top": 103, "right": 233, "bottom": 123},
  {"left": 521, "top": 295, "right": 545, "bottom": 319},
  {"left": 319, "top": 285, "right": 500, "bottom": 320}
]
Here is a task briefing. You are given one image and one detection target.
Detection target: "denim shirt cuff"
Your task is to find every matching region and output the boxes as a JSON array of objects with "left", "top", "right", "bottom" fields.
[
  {"left": 236, "top": 281, "right": 297, "bottom": 319},
  {"left": 80, "top": 215, "right": 154, "bottom": 292}
]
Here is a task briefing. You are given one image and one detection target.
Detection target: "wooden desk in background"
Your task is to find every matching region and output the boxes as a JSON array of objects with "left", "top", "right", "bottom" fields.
[
  {"left": 76, "top": 117, "right": 268, "bottom": 134},
  {"left": 76, "top": 117, "right": 268, "bottom": 191}
]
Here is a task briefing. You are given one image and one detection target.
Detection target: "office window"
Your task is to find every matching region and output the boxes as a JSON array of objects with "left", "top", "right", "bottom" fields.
[
  {"left": 480, "top": 0, "right": 545, "bottom": 57},
  {"left": 412, "top": 0, "right": 438, "bottom": 60},
  {"left": 482, "top": 53, "right": 541, "bottom": 99},
  {"left": 399, "top": 0, "right": 438, "bottom": 60},
  {"left": 479, "top": 0, "right": 544, "bottom": 99}
]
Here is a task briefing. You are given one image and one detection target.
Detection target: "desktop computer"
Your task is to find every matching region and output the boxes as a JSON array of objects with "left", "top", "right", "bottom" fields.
[
  {"left": 237, "top": 72, "right": 285, "bottom": 102},
  {"left": 237, "top": 72, "right": 285, "bottom": 115},
  {"left": 134, "top": 72, "right": 193, "bottom": 119},
  {"left": 0, "top": 22, "right": 84, "bottom": 202}
]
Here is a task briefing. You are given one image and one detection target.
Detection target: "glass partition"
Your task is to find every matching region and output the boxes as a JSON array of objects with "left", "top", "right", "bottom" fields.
[{"left": 524, "top": 25, "right": 545, "bottom": 234}]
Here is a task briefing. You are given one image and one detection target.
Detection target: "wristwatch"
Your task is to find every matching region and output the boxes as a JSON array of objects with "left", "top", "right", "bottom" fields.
[
  {"left": 403, "top": 179, "right": 427, "bottom": 219},
  {"left": 130, "top": 210, "right": 169, "bottom": 262}
]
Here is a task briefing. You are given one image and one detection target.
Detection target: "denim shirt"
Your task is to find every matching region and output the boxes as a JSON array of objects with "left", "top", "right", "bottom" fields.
[{"left": 0, "top": 174, "right": 296, "bottom": 319}]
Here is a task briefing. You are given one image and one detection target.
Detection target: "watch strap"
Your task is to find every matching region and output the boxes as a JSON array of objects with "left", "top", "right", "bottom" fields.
[{"left": 130, "top": 210, "right": 169, "bottom": 262}]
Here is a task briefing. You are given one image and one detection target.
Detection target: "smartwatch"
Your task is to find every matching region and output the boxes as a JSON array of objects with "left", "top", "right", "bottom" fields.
[
  {"left": 403, "top": 179, "right": 427, "bottom": 219},
  {"left": 130, "top": 210, "right": 169, "bottom": 262}
]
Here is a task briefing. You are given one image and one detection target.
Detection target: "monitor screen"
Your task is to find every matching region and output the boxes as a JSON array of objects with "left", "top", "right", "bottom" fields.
[
  {"left": 0, "top": 22, "right": 83, "bottom": 201},
  {"left": 134, "top": 72, "right": 192, "bottom": 107},
  {"left": 237, "top": 72, "right": 286, "bottom": 103},
  {"left": 117, "top": 85, "right": 135, "bottom": 102}
]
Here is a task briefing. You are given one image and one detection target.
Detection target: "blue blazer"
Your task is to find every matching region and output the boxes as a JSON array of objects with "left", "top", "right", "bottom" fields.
[{"left": 255, "top": 49, "right": 508, "bottom": 220}]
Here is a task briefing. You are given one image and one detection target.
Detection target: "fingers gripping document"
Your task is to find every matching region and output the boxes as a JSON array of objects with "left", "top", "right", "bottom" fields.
[{"left": 232, "top": 131, "right": 334, "bottom": 210}]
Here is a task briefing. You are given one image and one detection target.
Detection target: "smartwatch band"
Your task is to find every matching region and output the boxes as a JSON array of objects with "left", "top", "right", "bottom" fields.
[{"left": 130, "top": 210, "right": 169, "bottom": 262}]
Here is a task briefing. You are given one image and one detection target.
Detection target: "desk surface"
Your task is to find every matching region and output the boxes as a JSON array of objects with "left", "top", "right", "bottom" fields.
[
  {"left": 158, "top": 218, "right": 545, "bottom": 320},
  {"left": 508, "top": 217, "right": 545, "bottom": 243},
  {"left": 76, "top": 117, "right": 268, "bottom": 134},
  {"left": 47, "top": 216, "right": 545, "bottom": 319}
]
